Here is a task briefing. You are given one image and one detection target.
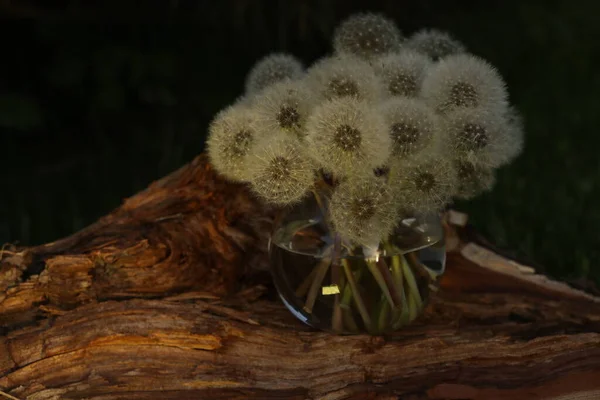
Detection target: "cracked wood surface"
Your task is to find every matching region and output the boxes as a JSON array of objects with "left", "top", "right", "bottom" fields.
[{"left": 1, "top": 155, "right": 599, "bottom": 400}]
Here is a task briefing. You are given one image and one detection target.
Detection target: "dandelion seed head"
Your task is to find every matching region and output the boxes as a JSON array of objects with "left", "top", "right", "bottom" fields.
[
  {"left": 278, "top": 107, "right": 301, "bottom": 128},
  {"left": 253, "top": 80, "right": 313, "bottom": 139},
  {"left": 333, "top": 12, "right": 403, "bottom": 59},
  {"left": 305, "top": 97, "right": 391, "bottom": 177},
  {"left": 245, "top": 53, "right": 304, "bottom": 95},
  {"left": 461, "top": 122, "right": 489, "bottom": 150},
  {"left": 207, "top": 104, "right": 261, "bottom": 182},
  {"left": 405, "top": 29, "right": 466, "bottom": 60},
  {"left": 414, "top": 171, "right": 437, "bottom": 191},
  {"left": 330, "top": 176, "right": 398, "bottom": 247},
  {"left": 389, "top": 155, "right": 457, "bottom": 213},
  {"left": 333, "top": 124, "right": 363, "bottom": 151},
  {"left": 328, "top": 77, "right": 360, "bottom": 98},
  {"left": 246, "top": 135, "right": 315, "bottom": 205},
  {"left": 306, "top": 55, "right": 385, "bottom": 102},
  {"left": 453, "top": 159, "right": 496, "bottom": 199},
  {"left": 449, "top": 81, "right": 479, "bottom": 108},
  {"left": 446, "top": 108, "right": 515, "bottom": 168},
  {"left": 391, "top": 123, "right": 419, "bottom": 146},
  {"left": 374, "top": 50, "right": 432, "bottom": 97},
  {"left": 421, "top": 54, "right": 508, "bottom": 114},
  {"left": 379, "top": 97, "right": 439, "bottom": 157}
]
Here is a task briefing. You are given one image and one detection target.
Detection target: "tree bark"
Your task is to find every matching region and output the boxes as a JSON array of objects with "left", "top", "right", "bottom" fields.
[{"left": 1, "top": 155, "right": 599, "bottom": 400}]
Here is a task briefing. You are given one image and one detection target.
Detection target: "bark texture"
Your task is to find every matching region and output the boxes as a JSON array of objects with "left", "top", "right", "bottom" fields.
[{"left": 1, "top": 155, "right": 599, "bottom": 400}]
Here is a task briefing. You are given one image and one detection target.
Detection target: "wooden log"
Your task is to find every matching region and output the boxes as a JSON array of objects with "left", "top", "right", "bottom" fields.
[{"left": 1, "top": 155, "right": 599, "bottom": 400}]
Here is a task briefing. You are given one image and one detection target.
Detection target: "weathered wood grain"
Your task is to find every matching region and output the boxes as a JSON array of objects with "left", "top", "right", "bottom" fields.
[{"left": 1, "top": 155, "right": 599, "bottom": 400}]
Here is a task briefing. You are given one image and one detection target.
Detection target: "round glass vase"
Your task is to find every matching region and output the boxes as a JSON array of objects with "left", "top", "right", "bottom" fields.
[{"left": 268, "top": 195, "right": 446, "bottom": 335}]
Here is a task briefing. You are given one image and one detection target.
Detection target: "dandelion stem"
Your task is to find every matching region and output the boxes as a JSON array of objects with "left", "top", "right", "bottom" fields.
[
  {"left": 377, "top": 296, "right": 391, "bottom": 332},
  {"left": 391, "top": 254, "right": 404, "bottom": 294},
  {"left": 367, "top": 257, "right": 405, "bottom": 332},
  {"left": 392, "top": 282, "right": 411, "bottom": 329},
  {"left": 295, "top": 244, "right": 333, "bottom": 298},
  {"left": 295, "top": 264, "right": 320, "bottom": 298},
  {"left": 407, "top": 288, "right": 418, "bottom": 322},
  {"left": 340, "top": 279, "right": 354, "bottom": 309},
  {"left": 366, "top": 259, "right": 397, "bottom": 309},
  {"left": 376, "top": 258, "right": 403, "bottom": 307},
  {"left": 407, "top": 251, "right": 437, "bottom": 280},
  {"left": 342, "top": 259, "right": 372, "bottom": 331},
  {"left": 389, "top": 253, "right": 406, "bottom": 326},
  {"left": 331, "top": 234, "right": 343, "bottom": 332},
  {"left": 383, "top": 241, "right": 403, "bottom": 287},
  {"left": 303, "top": 257, "right": 332, "bottom": 314},
  {"left": 343, "top": 307, "right": 359, "bottom": 332},
  {"left": 401, "top": 253, "right": 423, "bottom": 310},
  {"left": 340, "top": 247, "right": 362, "bottom": 308},
  {"left": 331, "top": 268, "right": 344, "bottom": 332},
  {"left": 340, "top": 266, "right": 362, "bottom": 308}
]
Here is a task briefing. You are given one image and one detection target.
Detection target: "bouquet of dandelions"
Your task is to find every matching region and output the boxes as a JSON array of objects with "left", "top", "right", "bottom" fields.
[{"left": 207, "top": 13, "right": 523, "bottom": 333}]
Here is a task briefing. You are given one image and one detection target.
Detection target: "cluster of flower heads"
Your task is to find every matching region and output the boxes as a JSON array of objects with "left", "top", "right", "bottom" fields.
[{"left": 207, "top": 12, "right": 524, "bottom": 248}]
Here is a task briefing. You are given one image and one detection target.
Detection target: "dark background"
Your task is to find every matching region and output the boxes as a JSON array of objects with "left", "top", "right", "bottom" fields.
[{"left": 1, "top": 0, "right": 598, "bottom": 286}]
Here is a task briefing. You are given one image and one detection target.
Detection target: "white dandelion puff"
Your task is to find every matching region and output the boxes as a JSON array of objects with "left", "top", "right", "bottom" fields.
[
  {"left": 499, "top": 105, "right": 525, "bottom": 165},
  {"left": 405, "top": 29, "right": 466, "bottom": 60},
  {"left": 207, "top": 103, "right": 261, "bottom": 182},
  {"left": 445, "top": 108, "right": 515, "bottom": 168},
  {"left": 306, "top": 54, "right": 385, "bottom": 102},
  {"left": 246, "top": 136, "right": 315, "bottom": 205},
  {"left": 245, "top": 53, "right": 304, "bottom": 95},
  {"left": 373, "top": 50, "right": 432, "bottom": 97},
  {"left": 379, "top": 97, "right": 440, "bottom": 157},
  {"left": 329, "top": 176, "right": 398, "bottom": 247},
  {"left": 333, "top": 12, "right": 403, "bottom": 60},
  {"left": 389, "top": 155, "right": 457, "bottom": 213},
  {"left": 453, "top": 159, "right": 496, "bottom": 199},
  {"left": 252, "top": 79, "right": 314, "bottom": 139},
  {"left": 305, "top": 97, "right": 391, "bottom": 177},
  {"left": 421, "top": 54, "right": 508, "bottom": 114}
]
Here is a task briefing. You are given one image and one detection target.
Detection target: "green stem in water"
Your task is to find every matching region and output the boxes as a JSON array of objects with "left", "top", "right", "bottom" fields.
[
  {"left": 368, "top": 257, "right": 405, "bottom": 331},
  {"left": 330, "top": 234, "right": 343, "bottom": 332},
  {"left": 340, "top": 266, "right": 362, "bottom": 309},
  {"left": 339, "top": 248, "right": 363, "bottom": 309},
  {"left": 376, "top": 258, "right": 403, "bottom": 307},
  {"left": 389, "top": 254, "right": 406, "bottom": 327},
  {"left": 392, "top": 282, "right": 411, "bottom": 329},
  {"left": 366, "top": 259, "right": 397, "bottom": 309},
  {"left": 342, "top": 308, "right": 359, "bottom": 332},
  {"left": 295, "top": 263, "right": 319, "bottom": 298},
  {"left": 340, "top": 279, "right": 354, "bottom": 310},
  {"left": 391, "top": 254, "right": 404, "bottom": 295},
  {"left": 376, "top": 295, "right": 391, "bottom": 333},
  {"left": 342, "top": 259, "right": 372, "bottom": 331},
  {"left": 400, "top": 253, "right": 423, "bottom": 311},
  {"left": 406, "top": 251, "right": 438, "bottom": 281},
  {"left": 303, "top": 256, "right": 332, "bottom": 314},
  {"left": 407, "top": 288, "right": 418, "bottom": 322},
  {"left": 331, "top": 281, "right": 343, "bottom": 332},
  {"left": 295, "top": 244, "right": 334, "bottom": 298},
  {"left": 383, "top": 241, "right": 405, "bottom": 301}
]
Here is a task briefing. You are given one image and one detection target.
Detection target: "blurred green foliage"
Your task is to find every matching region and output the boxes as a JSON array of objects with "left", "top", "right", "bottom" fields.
[{"left": 0, "top": 0, "right": 599, "bottom": 286}]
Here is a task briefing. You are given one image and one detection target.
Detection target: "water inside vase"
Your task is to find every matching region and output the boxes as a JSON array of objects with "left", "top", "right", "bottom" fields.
[{"left": 269, "top": 215, "right": 446, "bottom": 334}]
